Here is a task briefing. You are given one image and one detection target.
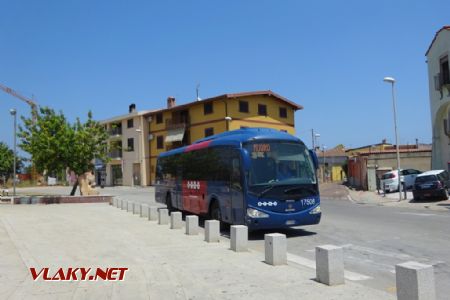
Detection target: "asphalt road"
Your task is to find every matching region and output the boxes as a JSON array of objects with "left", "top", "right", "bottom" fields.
[{"left": 247, "top": 198, "right": 450, "bottom": 299}]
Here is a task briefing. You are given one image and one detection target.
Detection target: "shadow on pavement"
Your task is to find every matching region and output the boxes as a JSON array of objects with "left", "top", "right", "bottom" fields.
[
  {"left": 408, "top": 199, "right": 442, "bottom": 204},
  {"left": 217, "top": 227, "right": 316, "bottom": 240},
  {"left": 176, "top": 210, "right": 318, "bottom": 240},
  {"left": 248, "top": 227, "right": 317, "bottom": 240}
]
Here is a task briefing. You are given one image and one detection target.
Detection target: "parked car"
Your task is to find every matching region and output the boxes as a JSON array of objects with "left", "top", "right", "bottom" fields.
[
  {"left": 380, "top": 169, "right": 422, "bottom": 193},
  {"left": 412, "top": 170, "right": 450, "bottom": 200}
]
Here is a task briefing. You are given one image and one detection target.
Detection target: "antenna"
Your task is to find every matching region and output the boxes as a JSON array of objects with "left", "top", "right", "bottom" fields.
[{"left": 196, "top": 83, "right": 201, "bottom": 101}]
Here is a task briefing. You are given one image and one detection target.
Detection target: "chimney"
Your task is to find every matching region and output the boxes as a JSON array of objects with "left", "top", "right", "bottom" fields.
[
  {"left": 129, "top": 103, "right": 136, "bottom": 113},
  {"left": 167, "top": 97, "right": 176, "bottom": 108},
  {"left": 415, "top": 138, "right": 419, "bottom": 149}
]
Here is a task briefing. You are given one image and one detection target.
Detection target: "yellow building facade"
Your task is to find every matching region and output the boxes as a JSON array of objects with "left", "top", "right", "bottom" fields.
[{"left": 145, "top": 91, "right": 302, "bottom": 183}]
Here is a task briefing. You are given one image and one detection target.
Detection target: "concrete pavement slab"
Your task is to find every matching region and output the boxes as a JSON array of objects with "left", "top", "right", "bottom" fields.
[{"left": 0, "top": 203, "right": 394, "bottom": 299}]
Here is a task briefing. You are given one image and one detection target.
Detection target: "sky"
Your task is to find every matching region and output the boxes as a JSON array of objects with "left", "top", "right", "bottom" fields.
[{"left": 1, "top": 0, "right": 449, "bottom": 153}]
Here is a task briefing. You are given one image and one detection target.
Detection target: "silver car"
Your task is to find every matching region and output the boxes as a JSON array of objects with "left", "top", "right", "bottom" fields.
[{"left": 381, "top": 169, "right": 422, "bottom": 193}]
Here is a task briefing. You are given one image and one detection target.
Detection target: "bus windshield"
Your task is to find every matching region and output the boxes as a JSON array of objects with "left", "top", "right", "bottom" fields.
[{"left": 244, "top": 141, "right": 316, "bottom": 186}]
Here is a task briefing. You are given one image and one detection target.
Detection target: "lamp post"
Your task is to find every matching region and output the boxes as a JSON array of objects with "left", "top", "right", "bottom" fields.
[
  {"left": 9, "top": 108, "right": 17, "bottom": 197},
  {"left": 322, "top": 145, "right": 327, "bottom": 183},
  {"left": 314, "top": 133, "right": 320, "bottom": 151},
  {"left": 383, "top": 76, "right": 402, "bottom": 201},
  {"left": 135, "top": 128, "right": 142, "bottom": 187}
]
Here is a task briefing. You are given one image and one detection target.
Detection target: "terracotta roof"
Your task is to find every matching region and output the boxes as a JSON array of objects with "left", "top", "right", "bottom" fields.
[
  {"left": 425, "top": 26, "right": 450, "bottom": 56},
  {"left": 358, "top": 149, "right": 432, "bottom": 156},
  {"left": 144, "top": 90, "right": 303, "bottom": 116}
]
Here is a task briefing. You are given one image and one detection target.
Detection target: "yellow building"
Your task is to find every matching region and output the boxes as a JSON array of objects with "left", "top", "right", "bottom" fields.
[{"left": 144, "top": 90, "right": 303, "bottom": 184}]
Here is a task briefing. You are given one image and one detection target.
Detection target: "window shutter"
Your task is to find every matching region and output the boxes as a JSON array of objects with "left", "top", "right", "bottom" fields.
[{"left": 434, "top": 74, "right": 441, "bottom": 90}]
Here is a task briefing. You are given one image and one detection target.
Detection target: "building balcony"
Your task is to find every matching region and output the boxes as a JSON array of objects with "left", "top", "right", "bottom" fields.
[
  {"left": 109, "top": 127, "right": 122, "bottom": 136},
  {"left": 166, "top": 117, "right": 190, "bottom": 130},
  {"left": 108, "top": 150, "right": 122, "bottom": 159}
]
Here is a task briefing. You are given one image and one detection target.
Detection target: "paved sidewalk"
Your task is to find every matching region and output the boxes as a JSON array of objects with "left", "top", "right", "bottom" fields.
[
  {"left": 320, "top": 182, "right": 450, "bottom": 212},
  {"left": 348, "top": 188, "right": 450, "bottom": 212},
  {"left": 0, "top": 203, "right": 393, "bottom": 299}
]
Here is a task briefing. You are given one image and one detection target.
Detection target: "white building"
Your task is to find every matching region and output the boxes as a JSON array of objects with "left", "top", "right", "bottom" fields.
[
  {"left": 426, "top": 26, "right": 450, "bottom": 171},
  {"left": 99, "top": 104, "right": 152, "bottom": 186}
]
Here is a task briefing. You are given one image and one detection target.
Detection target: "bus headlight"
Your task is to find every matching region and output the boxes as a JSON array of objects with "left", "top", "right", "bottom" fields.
[
  {"left": 309, "top": 205, "right": 321, "bottom": 215},
  {"left": 247, "top": 208, "right": 269, "bottom": 218}
]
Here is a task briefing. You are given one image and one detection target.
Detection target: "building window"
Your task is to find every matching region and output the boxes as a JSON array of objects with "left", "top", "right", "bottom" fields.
[
  {"left": 279, "top": 107, "right": 287, "bottom": 118},
  {"left": 127, "top": 119, "right": 134, "bottom": 128},
  {"left": 157, "top": 136, "right": 164, "bottom": 149},
  {"left": 258, "top": 104, "right": 267, "bottom": 116},
  {"left": 127, "top": 138, "right": 134, "bottom": 151},
  {"left": 204, "top": 102, "right": 213, "bottom": 115},
  {"left": 156, "top": 113, "right": 163, "bottom": 124},
  {"left": 204, "top": 127, "right": 214, "bottom": 137},
  {"left": 239, "top": 101, "right": 249, "bottom": 113}
]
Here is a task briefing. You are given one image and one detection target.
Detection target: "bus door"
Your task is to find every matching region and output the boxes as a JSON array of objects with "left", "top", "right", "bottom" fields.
[
  {"left": 175, "top": 168, "right": 183, "bottom": 209},
  {"left": 230, "top": 153, "right": 245, "bottom": 224}
]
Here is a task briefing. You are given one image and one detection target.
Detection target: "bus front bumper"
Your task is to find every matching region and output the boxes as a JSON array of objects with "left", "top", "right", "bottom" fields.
[{"left": 245, "top": 208, "right": 321, "bottom": 230}]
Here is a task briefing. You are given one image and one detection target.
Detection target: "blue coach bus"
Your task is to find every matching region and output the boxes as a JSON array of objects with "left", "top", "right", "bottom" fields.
[{"left": 155, "top": 128, "right": 321, "bottom": 230}]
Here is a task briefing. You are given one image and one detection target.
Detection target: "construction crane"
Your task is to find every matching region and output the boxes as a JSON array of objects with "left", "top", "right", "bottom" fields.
[
  {"left": 1, "top": 83, "right": 39, "bottom": 182},
  {"left": 0, "top": 83, "right": 38, "bottom": 121}
]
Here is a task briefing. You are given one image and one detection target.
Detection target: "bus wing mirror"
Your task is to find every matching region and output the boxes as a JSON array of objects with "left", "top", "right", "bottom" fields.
[{"left": 309, "top": 149, "right": 319, "bottom": 170}]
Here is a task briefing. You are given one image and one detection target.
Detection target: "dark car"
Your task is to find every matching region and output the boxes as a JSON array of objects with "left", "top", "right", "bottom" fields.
[{"left": 412, "top": 170, "right": 450, "bottom": 200}]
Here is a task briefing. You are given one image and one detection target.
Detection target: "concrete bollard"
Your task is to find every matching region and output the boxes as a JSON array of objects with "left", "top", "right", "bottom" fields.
[
  {"left": 230, "top": 225, "right": 248, "bottom": 252},
  {"left": 133, "top": 203, "right": 140, "bottom": 214},
  {"left": 116, "top": 199, "right": 121, "bottom": 208},
  {"left": 185, "top": 215, "right": 199, "bottom": 235},
  {"left": 127, "top": 201, "right": 133, "bottom": 212},
  {"left": 121, "top": 200, "right": 127, "bottom": 210},
  {"left": 264, "top": 233, "right": 287, "bottom": 265},
  {"left": 140, "top": 204, "right": 149, "bottom": 218},
  {"left": 112, "top": 198, "right": 118, "bottom": 207},
  {"left": 158, "top": 208, "right": 169, "bottom": 225},
  {"left": 315, "top": 245, "right": 345, "bottom": 286},
  {"left": 396, "top": 261, "right": 435, "bottom": 300},
  {"left": 170, "top": 212, "right": 183, "bottom": 229},
  {"left": 148, "top": 206, "right": 158, "bottom": 221},
  {"left": 205, "top": 220, "right": 220, "bottom": 243}
]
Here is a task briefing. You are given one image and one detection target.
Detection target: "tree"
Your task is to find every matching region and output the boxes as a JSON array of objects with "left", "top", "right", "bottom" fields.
[
  {"left": 0, "top": 142, "right": 23, "bottom": 184},
  {"left": 18, "top": 107, "right": 109, "bottom": 195}
]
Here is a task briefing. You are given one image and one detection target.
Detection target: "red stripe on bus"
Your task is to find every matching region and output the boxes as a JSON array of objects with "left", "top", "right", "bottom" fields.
[{"left": 185, "top": 141, "right": 212, "bottom": 152}]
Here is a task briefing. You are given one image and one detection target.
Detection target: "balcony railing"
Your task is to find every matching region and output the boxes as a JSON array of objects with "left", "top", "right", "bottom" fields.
[
  {"left": 109, "top": 127, "right": 122, "bottom": 136},
  {"left": 108, "top": 150, "right": 122, "bottom": 159},
  {"left": 166, "top": 116, "right": 190, "bottom": 130}
]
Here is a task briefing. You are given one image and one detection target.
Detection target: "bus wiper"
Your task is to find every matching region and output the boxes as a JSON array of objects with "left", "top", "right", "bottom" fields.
[
  {"left": 257, "top": 185, "right": 276, "bottom": 198},
  {"left": 284, "top": 186, "right": 317, "bottom": 195}
]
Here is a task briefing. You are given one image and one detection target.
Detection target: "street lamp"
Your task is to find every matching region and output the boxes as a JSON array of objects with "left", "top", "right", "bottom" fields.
[
  {"left": 135, "top": 128, "right": 142, "bottom": 187},
  {"left": 383, "top": 76, "right": 402, "bottom": 201},
  {"left": 9, "top": 108, "right": 17, "bottom": 197},
  {"left": 322, "top": 145, "right": 327, "bottom": 183},
  {"left": 314, "top": 133, "right": 320, "bottom": 151}
]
